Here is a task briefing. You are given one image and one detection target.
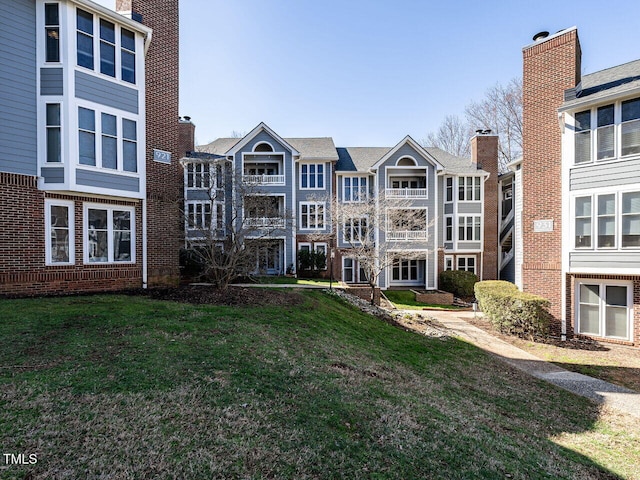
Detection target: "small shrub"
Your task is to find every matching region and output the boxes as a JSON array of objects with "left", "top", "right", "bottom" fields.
[
  {"left": 474, "top": 281, "right": 551, "bottom": 338},
  {"left": 439, "top": 270, "right": 478, "bottom": 298}
]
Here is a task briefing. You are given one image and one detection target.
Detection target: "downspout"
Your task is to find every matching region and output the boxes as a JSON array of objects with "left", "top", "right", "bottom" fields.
[{"left": 142, "top": 197, "right": 148, "bottom": 288}]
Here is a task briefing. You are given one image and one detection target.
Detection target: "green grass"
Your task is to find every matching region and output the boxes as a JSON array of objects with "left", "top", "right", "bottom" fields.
[
  {"left": 0, "top": 291, "right": 638, "bottom": 479},
  {"left": 384, "top": 289, "right": 465, "bottom": 310}
]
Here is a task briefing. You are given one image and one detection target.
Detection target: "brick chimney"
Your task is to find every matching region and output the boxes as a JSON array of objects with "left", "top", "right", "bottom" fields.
[
  {"left": 178, "top": 117, "right": 195, "bottom": 156},
  {"left": 521, "top": 28, "right": 581, "bottom": 324},
  {"left": 472, "top": 132, "right": 499, "bottom": 280}
]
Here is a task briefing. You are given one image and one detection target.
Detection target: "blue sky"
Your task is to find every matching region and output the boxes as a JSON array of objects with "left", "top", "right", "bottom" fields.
[{"left": 179, "top": 0, "right": 640, "bottom": 147}]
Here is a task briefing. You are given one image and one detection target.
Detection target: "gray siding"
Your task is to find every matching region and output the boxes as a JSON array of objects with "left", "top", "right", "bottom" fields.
[
  {"left": 570, "top": 251, "right": 640, "bottom": 269},
  {"left": 41, "top": 166, "right": 64, "bottom": 183},
  {"left": 186, "top": 189, "right": 214, "bottom": 201},
  {"left": 0, "top": 0, "right": 37, "bottom": 175},
  {"left": 40, "top": 68, "right": 63, "bottom": 95},
  {"left": 570, "top": 157, "right": 640, "bottom": 191},
  {"left": 458, "top": 242, "right": 481, "bottom": 250},
  {"left": 75, "top": 71, "right": 139, "bottom": 114},
  {"left": 76, "top": 169, "right": 140, "bottom": 192},
  {"left": 458, "top": 202, "right": 482, "bottom": 214}
]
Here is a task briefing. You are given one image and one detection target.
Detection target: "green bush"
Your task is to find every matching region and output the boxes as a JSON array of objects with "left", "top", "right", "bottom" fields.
[
  {"left": 439, "top": 270, "right": 478, "bottom": 298},
  {"left": 474, "top": 281, "right": 551, "bottom": 338}
]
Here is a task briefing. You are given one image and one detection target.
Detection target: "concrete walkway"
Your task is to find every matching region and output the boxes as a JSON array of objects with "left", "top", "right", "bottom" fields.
[{"left": 424, "top": 310, "right": 640, "bottom": 419}]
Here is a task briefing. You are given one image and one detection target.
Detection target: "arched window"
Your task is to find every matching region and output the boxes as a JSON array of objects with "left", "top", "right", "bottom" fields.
[
  {"left": 253, "top": 142, "right": 274, "bottom": 152},
  {"left": 396, "top": 156, "right": 417, "bottom": 166}
]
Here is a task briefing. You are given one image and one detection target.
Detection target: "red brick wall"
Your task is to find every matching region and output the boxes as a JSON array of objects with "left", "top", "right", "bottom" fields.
[
  {"left": 471, "top": 134, "right": 499, "bottom": 280},
  {"left": 124, "top": 0, "right": 182, "bottom": 286},
  {"left": 0, "top": 173, "right": 143, "bottom": 297},
  {"left": 522, "top": 30, "right": 581, "bottom": 321}
]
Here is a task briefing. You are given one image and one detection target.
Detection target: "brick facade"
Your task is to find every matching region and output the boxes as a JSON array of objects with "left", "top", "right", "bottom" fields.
[
  {"left": 522, "top": 30, "right": 581, "bottom": 322},
  {"left": 471, "top": 134, "right": 499, "bottom": 280},
  {"left": 0, "top": 173, "right": 142, "bottom": 297},
  {"left": 124, "top": 0, "right": 183, "bottom": 286}
]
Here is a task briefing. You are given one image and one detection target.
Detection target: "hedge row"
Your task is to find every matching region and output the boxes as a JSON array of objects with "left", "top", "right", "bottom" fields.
[
  {"left": 474, "top": 281, "right": 551, "bottom": 338},
  {"left": 439, "top": 270, "right": 478, "bottom": 298}
]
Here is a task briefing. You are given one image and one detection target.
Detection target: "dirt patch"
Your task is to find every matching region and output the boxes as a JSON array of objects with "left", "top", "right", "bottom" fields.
[
  {"left": 137, "top": 285, "right": 306, "bottom": 307},
  {"left": 464, "top": 314, "right": 640, "bottom": 392}
]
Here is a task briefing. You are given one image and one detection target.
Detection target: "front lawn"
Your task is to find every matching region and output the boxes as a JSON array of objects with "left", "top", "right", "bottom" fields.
[{"left": 0, "top": 291, "right": 638, "bottom": 479}]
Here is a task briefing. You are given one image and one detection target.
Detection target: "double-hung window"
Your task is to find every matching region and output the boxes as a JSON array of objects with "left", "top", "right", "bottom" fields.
[
  {"left": 45, "top": 200, "right": 74, "bottom": 265},
  {"left": 99, "top": 19, "right": 116, "bottom": 77},
  {"left": 343, "top": 217, "right": 368, "bottom": 243},
  {"left": 121, "top": 28, "right": 136, "bottom": 84},
  {"left": 300, "top": 202, "right": 324, "bottom": 230},
  {"left": 79, "top": 107, "right": 96, "bottom": 166},
  {"left": 445, "top": 216, "right": 453, "bottom": 242},
  {"left": 344, "top": 176, "right": 367, "bottom": 202},
  {"left": 85, "top": 205, "right": 134, "bottom": 263},
  {"left": 621, "top": 98, "right": 640, "bottom": 156},
  {"left": 45, "top": 3, "right": 60, "bottom": 62},
  {"left": 445, "top": 177, "right": 453, "bottom": 202},
  {"left": 574, "top": 196, "right": 592, "bottom": 248},
  {"left": 578, "top": 282, "right": 631, "bottom": 340},
  {"left": 596, "top": 105, "right": 615, "bottom": 161},
  {"left": 301, "top": 164, "right": 324, "bottom": 189},
  {"left": 457, "top": 256, "right": 476, "bottom": 274},
  {"left": 458, "top": 216, "right": 481, "bottom": 241},
  {"left": 458, "top": 177, "right": 481, "bottom": 201},
  {"left": 392, "top": 259, "right": 419, "bottom": 281},
  {"left": 187, "top": 163, "right": 211, "bottom": 188},
  {"left": 597, "top": 194, "right": 616, "bottom": 248},
  {"left": 622, "top": 192, "right": 640, "bottom": 247},
  {"left": 186, "top": 202, "right": 212, "bottom": 230},
  {"left": 76, "top": 9, "right": 94, "bottom": 69},
  {"left": 574, "top": 110, "right": 591, "bottom": 164},
  {"left": 46, "top": 104, "right": 61, "bottom": 163},
  {"left": 78, "top": 107, "right": 137, "bottom": 172}
]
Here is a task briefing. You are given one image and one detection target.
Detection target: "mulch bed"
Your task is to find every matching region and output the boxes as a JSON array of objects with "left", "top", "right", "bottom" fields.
[{"left": 137, "top": 285, "right": 306, "bottom": 307}]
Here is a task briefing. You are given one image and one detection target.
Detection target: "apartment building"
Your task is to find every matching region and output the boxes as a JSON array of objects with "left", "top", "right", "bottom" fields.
[
  {"left": 184, "top": 123, "right": 500, "bottom": 289},
  {"left": 0, "top": 0, "right": 181, "bottom": 296},
  {"left": 522, "top": 28, "right": 640, "bottom": 346}
]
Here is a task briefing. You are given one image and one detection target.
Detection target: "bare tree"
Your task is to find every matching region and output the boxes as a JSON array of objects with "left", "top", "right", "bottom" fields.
[
  {"left": 424, "top": 78, "right": 522, "bottom": 172},
  {"left": 181, "top": 159, "right": 292, "bottom": 289},
  {"left": 465, "top": 78, "right": 522, "bottom": 171},
  {"left": 423, "top": 114, "right": 473, "bottom": 158},
  {"left": 312, "top": 190, "right": 433, "bottom": 304}
]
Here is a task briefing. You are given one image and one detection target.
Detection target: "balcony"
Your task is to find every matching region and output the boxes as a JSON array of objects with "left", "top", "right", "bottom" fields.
[
  {"left": 386, "top": 230, "right": 428, "bottom": 241},
  {"left": 245, "top": 217, "right": 286, "bottom": 228},
  {"left": 385, "top": 188, "right": 428, "bottom": 198},
  {"left": 242, "top": 174, "right": 285, "bottom": 185}
]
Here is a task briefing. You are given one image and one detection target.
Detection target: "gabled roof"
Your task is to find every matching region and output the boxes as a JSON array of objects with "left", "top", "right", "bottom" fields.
[
  {"left": 286, "top": 138, "right": 339, "bottom": 161},
  {"left": 198, "top": 135, "right": 339, "bottom": 161},
  {"left": 225, "top": 122, "right": 300, "bottom": 157},
  {"left": 425, "top": 147, "right": 484, "bottom": 175},
  {"left": 371, "top": 135, "right": 443, "bottom": 171},
  {"left": 562, "top": 58, "right": 640, "bottom": 110}
]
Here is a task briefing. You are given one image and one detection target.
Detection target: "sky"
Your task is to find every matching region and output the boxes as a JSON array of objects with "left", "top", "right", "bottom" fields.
[{"left": 179, "top": 0, "right": 640, "bottom": 148}]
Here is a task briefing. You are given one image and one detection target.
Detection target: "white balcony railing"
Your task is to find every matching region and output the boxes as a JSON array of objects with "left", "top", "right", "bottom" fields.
[
  {"left": 245, "top": 217, "right": 286, "bottom": 228},
  {"left": 385, "top": 188, "right": 428, "bottom": 198},
  {"left": 386, "top": 230, "right": 428, "bottom": 241},
  {"left": 243, "top": 174, "right": 285, "bottom": 185}
]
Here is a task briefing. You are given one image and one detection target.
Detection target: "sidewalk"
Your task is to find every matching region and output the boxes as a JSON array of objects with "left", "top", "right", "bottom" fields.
[{"left": 424, "top": 310, "right": 640, "bottom": 419}]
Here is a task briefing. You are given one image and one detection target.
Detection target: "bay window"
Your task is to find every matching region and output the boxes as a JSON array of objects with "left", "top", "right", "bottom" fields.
[
  {"left": 622, "top": 192, "right": 640, "bottom": 247},
  {"left": 45, "top": 200, "right": 74, "bottom": 265},
  {"left": 597, "top": 194, "right": 616, "bottom": 248},
  {"left": 596, "top": 105, "right": 615, "bottom": 161},
  {"left": 76, "top": 9, "right": 94, "bottom": 69},
  {"left": 458, "top": 216, "right": 481, "bottom": 241},
  {"left": 574, "top": 110, "right": 591, "bottom": 164},
  {"left": 574, "top": 196, "right": 592, "bottom": 248},
  {"left": 46, "top": 104, "right": 61, "bottom": 163},
  {"left": 301, "top": 164, "right": 324, "bottom": 189},
  {"left": 45, "top": 3, "right": 60, "bottom": 62},
  {"left": 300, "top": 202, "right": 325, "bottom": 230},
  {"left": 344, "top": 176, "right": 367, "bottom": 202},
  {"left": 621, "top": 98, "right": 640, "bottom": 156}
]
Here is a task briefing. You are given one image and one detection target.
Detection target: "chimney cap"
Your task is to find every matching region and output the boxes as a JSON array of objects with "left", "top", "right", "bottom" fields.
[
  {"left": 532, "top": 31, "right": 549, "bottom": 42},
  {"left": 183, "top": 116, "right": 191, "bottom": 122}
]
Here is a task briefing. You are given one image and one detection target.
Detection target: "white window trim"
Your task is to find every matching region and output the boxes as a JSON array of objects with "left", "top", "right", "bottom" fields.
[
  {"left": 575, "top": 279, "right": 632, "bottom": 341},
  {"left": 444, "top": 255, "right": 453, "bottom": 271},
  {"left": 83, "top": 203, "right": 135, "bottom": 264},
  {"left": 570, "top": 189, "right": 640, "bottom": 253},
  {"left": 458, "top": 215, "right": 482, "bottom": 242},
  {"left": 297, "top": 242, "right": 311, "bottom": 251},
  {"left": 342, "top": 215, "right": 369, "bottom": 244},
  {"left": 185, "top": 200, "right": 224, "bottom": 233},
  {"left": 314, "top": 242, "right": 328, "bottom": 270},
  {"left": 571, "top": 97, "right": 640, "bottom": 165},
  {"left": 299, "top": 163, "right": 325, "bottom": 190},
  {"left": 299, "top": 201, "right": 325, "bottom": 230},
  {"left": 45, "top": 199, "right": 75, "bottom": 265},
  {"left": 457, "top": 176, "right": 482, "bottom": 202},
  {"left": 342, "top": 175, "right": 369, "bottom": 202},
  {"left": 76, "top": 103, "right": 140, "bottom": 176},
  {"left": 444, "top": 215, "right": 454, "bottom": 243}
]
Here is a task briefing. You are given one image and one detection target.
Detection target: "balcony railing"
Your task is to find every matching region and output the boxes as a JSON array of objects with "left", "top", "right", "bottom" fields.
[
  {"left": 242, "top": 174, "right": 285, "bottom": 185},
  {"left": 245, "top": 217, "right": 286, "bottom": 228},
  {"left": 385, "top": 188, "right": 428, "bottom": 198},
  {"left": 386, "top": 230, "right": 428, "bottom": 241}
]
